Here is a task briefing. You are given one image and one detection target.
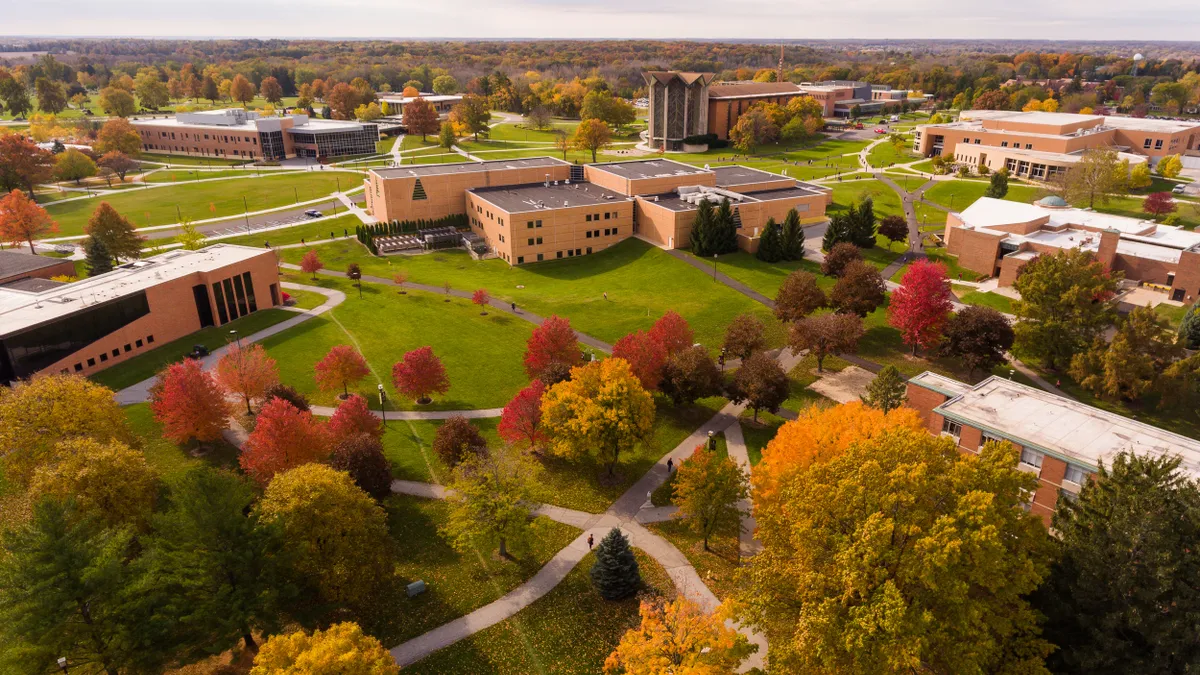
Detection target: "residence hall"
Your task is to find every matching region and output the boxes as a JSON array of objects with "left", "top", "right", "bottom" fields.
[
  {"left": 945, "top": 196, "right": 1200, "bottom": 303},
  {"left": 363, "top": 158, "right": 830, "bottom": 265},
  {"left": 914, "top": 110, "right": 1200, "bottom": 178},
  {"left": 642, "top": 71, "right": 911, "bottom": 148},
  {"left": 906, "top": 372, "right": 1200, "bottom": 526},
  {"left": 377, "top": 93, "right": 462, "bottom": 120},
  {"left": 132, "top": 108, "right": 379, "bottom": 161},
  {"left": 0, "top": 245, "right": 281, "bottom": 384}
]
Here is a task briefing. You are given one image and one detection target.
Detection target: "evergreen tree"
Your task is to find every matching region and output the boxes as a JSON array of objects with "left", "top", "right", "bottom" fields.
[
  {"left": 1180, "top": 302, "right": 1200, "bottom": 350},
  {"left": 84, "top": 236, "right": 113, "bottom": 276},
  {"left": 849, "top": 197, "right": 877, "bottom": 248},
  {"left": 860, "top": 365, "right": 907, "bottom": 414},
  {"left": 780, "top": 208, "right": 804, "bottom": 260},
  {"left": 822, "top": 212, "right": 852, "bottom": 252},
  {"left": 714, "top": 197, "right": 738, "bottom": 254},
  {"left": 590, "top": 527, "right": 641, "bottom": 600},
  {"left": 690, "top": 198, "right": 714, "bottom": 256},
  {"left": 985, "top": 169, "right": 1009, "bottom": 199},
  {"left": 756, "top": 218, "right": 784, "bottom": 262}
]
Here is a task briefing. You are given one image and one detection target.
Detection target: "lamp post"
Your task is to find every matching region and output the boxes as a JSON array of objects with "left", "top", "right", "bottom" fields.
[
  {"left": 230, "top": 329, "right": 241, "bottom": 348},
  {"left": 378, "top": 383, "right": 387, "bottom": 427},
  {"left": 707, "top": 429, "right": 716, "bottom": 451},
  {"left": 712, "top": 254, "right": 718, "bottom": 282},
  {"left": 57, "top": 657, "right": 68, "bottom": 673}
]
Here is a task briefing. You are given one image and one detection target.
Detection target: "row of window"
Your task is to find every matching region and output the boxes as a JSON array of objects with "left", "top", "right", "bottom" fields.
[
  {"left": 585, "top": 228, "right": 619, "bottom": 238},
  {"left": 584, "top": 211, "right": 620, "bottom": 222},
  {"left": 943, "top": 418, "right": 1089, "bottom": 484},
  {"left": 516, "top": 247, "right": 595, "bottom": 265},
  {"left": 64, "top": 335, "right": 156, "bottom": 374},
  {"left": 1143, "top": 137, "right": 1165, "bottom": 150},
  {"left": 143, "top": 143, "right": 250, "bottom": 158},
  {"left": 997, "top": 141, "right": 1034, "bottom": 150},
  {"left": 212, "top": 272, "right": 259, "bottom": 325},
  {"left": 145, "top": 129, "right": 258, "bottom": 145}
]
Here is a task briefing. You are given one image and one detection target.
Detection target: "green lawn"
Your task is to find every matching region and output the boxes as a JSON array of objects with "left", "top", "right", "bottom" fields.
[
  {"left": 487, "top": 120, "right": 581, "bottom": 143},
  {"left": 1154, "top": 302, "right": 1188, "bottom": 330},
  {"left": 646, "top": 519, "right": 741, "bottom": 601},
  {"left": 1092, "top": 195, "right": 1200, "bottom": 230},
  {"left": 651, "top": 434, "right": 726, "bottom": 507},
  {"left": 867, "top": 139, "right": 920, "bottom": 168},
  {"left": 124, "top": 402, "right": 240, "bottom": 483},
  {"left": 954, "top": 285, "right": 1015, "bottom": 314},
  {"left": 92, "top": 308, "right": 296, "bottom": 391},
  {"left": 401, "top": 135, "right": 440, "bottom": 151},
  {"left": 220, "top": 213, "right": 362, "bottom": 248},
  {"left": 279, "top": 238, "right": 785, "bottom": 352},
  {"left": 141, "top": 152, "right": 251, "bottom": 167},
  {"left": 922, "top": 180, "right": 1045, "bottom": 212},
  {"left": 363, "top": 494, "right": 581, "bottom": 647},
  {"left": 404, "top": 549, "right": 673, "bottom": 675},
  {"left": 827, "top": 178, "right": 904, "bottom": 219},
  {"left": 142, "top": 167, "right": 269, "bottom": 183},
  {"left": 281, "top": 287, "right": 326, "bottom": 310},
  {"left": 257, "top": 277, "right": 533, "bottom": 410},
  {"left": 43, "top": 172, "right": 356, "bottom": 237}
]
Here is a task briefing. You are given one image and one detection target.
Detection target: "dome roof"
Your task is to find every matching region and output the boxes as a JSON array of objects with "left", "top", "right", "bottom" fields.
[{"left": 1035, "top": 195, "right": 1068, "bottom": 208}]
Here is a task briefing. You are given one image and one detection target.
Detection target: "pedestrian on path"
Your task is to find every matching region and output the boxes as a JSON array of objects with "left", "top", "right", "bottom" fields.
[
  {"left": 667, "top": 458, "right": 674, "bottom": 472},
  {"left": 510, "top": 302, "right": 516, "bottom": 312},
  {"left": 587, "top": 534, "right": 594, "bottom": 550}
]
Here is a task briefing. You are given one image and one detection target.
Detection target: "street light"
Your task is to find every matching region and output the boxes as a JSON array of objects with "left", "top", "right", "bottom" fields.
[
  {"left": 57, "top": 657, "right": 68, "bottom": 673},
  {"left": 230, "top": 329, "right": 241, "bottom": 348},
  {"left": 712, "top": 253, "right": 718, "bottom": 282},
  {"left": 378, "top": 383, "right": 387, "bottom": 427}
]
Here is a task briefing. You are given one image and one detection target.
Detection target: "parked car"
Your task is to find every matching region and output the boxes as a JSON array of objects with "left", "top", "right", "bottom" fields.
[
  {"left": 1172, "top": 184, "right": 1187, "bottom": 194},
  {"left": 185, "top": 345, "right": 210, "bottom": 360},
  {"left": 304, "top": 209, "right": 322, "bottom": 218},
  {"left": 874, "top": 128, "right": 887, "bottom": 134}
]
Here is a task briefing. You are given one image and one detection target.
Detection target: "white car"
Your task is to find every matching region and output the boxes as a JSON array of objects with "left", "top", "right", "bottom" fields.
[{"left": 1172, "top": 185, "right": 1187, "bottom": 195}]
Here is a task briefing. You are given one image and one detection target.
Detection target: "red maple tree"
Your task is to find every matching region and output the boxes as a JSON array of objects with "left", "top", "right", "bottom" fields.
[
  {"left": 300, "top": 249, "right": 324, "bottom": 280},
  {"left": 327, "top": 393, "right": 382, "bottom": 442},
  {"left": 472, "top": 289, "right": 491, "bottom": 314},
  {"left": 648, "top": 311, "right": 694, "bottom": 356},
  {"left": 239, "top": 397, "right": 331, "bottom": 485},
  {"left": 887, "top": 259, "right": 955, "bottom": 355},
  {"left": 0, "top": 189, "right": 58, "bottom": 253},
  {"left": 612, "top": 329, "right": 668, "bottom": 391},
  {"left": 149, "top": 359, "right": 229, "bottom": 446},
  {"left": 314, "top": 345, "right": 371, "bottom": 398},
  {"left": 1143, "top": 191, "right": 1177, "bottom": 218},
  {"left": 215, "top": 343, "right": 279, "bottom": 415},
  {"left": 392, "top": 346, "right": 450, "bottom": 404},
  {"left": 497, "top": 380, "right": 547, "bottom": 452},
  {"left": 523, "top": 315, "right": 581, "bottom": 381}
]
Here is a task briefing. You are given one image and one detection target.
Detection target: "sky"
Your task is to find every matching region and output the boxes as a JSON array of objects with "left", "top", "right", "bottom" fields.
[{"left": 2, "top": 0, "right": 1200, "bottom": 41}]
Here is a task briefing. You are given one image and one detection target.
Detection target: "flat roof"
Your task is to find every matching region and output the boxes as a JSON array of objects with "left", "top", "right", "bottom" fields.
[
  {"left": 711, "top": 165, "right": 789, "bottom": 187},
  {"left": 468, "top": 181, "right": 630, "bottom": 213},
  {"left": 0, "top": 245, "right": 273, "bottom": 337},
  {"left": 371, "top": 156, "right": 568, "bottom": 179},
  {"left": 588, "top": 159, "right": 710, "bottom": 181},
  {"left": 917, "top": 373, "right": 1200, "bottom": 475},
  {"left": 378, "top": 94, "right": 463, "bottom": 104},
  {"left": 742, "top": 184, "right": 829, "bottom": 200},
  {"left": 0, "top": 250, "right": 71, "bottom": 278},
  {"left": 132, "top": 114, "right": 369, "bottom": 134},
  {"left": 1102, "top": 115, "right": 1200, "bottom": 133},
  {"left": 708, "top": 81, "right": 802, "bottom": 99}
]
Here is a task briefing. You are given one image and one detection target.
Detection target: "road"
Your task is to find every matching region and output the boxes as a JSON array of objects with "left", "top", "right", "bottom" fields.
[{"left": 140, "top": 194, "right": 366, "bottom": 241}]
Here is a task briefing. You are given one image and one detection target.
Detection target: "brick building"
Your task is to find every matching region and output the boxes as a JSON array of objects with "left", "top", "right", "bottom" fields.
[
  {"left": 377, "top": 93, "right": 461, "bottom": 120},
  {"left": 0, "top": 250, "right": 77, "bottom": 288},
  {"left": 0, "top": 245, "right": 281, "bottom": 383},
  {"left": 944, "top": 196, "right": 1200, "bottom": 303},
  {"left": 906, "top": 371, "right": 1200, "bottom": 526},
  {"left": 364, "top": 158, "right": 830, "bottom": 264},
  {"left": 133, "top": 109, "right": 379, "bottom": 161},
  {"left": 915, "top": 111, "right": 1200, "bottom": 176}
]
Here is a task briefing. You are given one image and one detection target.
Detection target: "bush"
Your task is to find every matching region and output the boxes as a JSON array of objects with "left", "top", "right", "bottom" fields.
[
  {"left": 821, "top": 242, "right": 863, "bottom": 277},
  {"left": 329, "top": 433, "right": 392, "bottom": 501},
  {"left": 432, "top": 415, "right": 486, "bottom": 467},
  {"left": 262, "top": 383, "right": 310, "bottom": 412}
]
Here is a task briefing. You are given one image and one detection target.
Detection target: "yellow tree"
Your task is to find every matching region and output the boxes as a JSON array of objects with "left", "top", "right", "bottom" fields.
[
  {"left": 0, "top": 374, "right": 132, "bottom": 486},
  {"left": 29, "top": 438, "right": 158, "bottom": 529},
  {"left": 230, "top": 74, "right": 256, "bottom": 107},
  {"left": 250, "top": 622, "right": 398, "bottom": 675},
  {"left": 573, "top": 118, "right": 613, "bottom": 162},
  {"left": 673, "top": 443, "right": 749, "bottom": 551},
  {"left": 738, "top": 429, "right": 1054, "bottom": 674},
  {"left": 604, "top": 597, "right": 754, "bottom": 675},
  {"left": 541, "top": 358, "right": 655, "bottom": 476}
]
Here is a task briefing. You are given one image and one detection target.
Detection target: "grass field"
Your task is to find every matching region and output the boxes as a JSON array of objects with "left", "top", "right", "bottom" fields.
[
  {"left": 279, "top": 238, "right": 786, "bottom": 352},
  {"left": 220, "top": 213, "right": 362, "bottom": 248},
  {"left": 404, "top": 548, "right": 673, "bottom": 675},
  {"left": 368, "top": 493, "right": 581, "bottom": 646},
  {"left": 867, "top": 138, "right": 920, "bottom": 168},
  {"left": 954, "top": 285, "right": 1015, "bottom": 314},
  {"left": 142, "top": 167, "right": 271, "bottom": 183},
  {"left": 922, "top": 180, "right": 1046, "bottom": 212},
  {"left": 124, "top": 402, "right": 241, "bottom": 482},
  {"left": 140, "top": 152, "right": 251, "bottom": 167},
  {"left": 646, "top": 519, "right": 741, "bottom": 601},
  {"left": 44, "top": 172, "right": 356, "bottom": 237},
  {"left": 257, "top": 277, "right": 533, "bottom": 410},
  {"left": 92, "top": 308, "right": 296, "bottom": 391}
]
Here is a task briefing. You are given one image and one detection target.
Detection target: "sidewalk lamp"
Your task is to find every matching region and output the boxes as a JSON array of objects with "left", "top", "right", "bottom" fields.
[
  {"left": 242, "top": 195, "right": 250, "bottom": 233},
  {"left": 57, "top": 657, "right": 68, "bottom": 673},
  {"left": 707, "top": 430, "right": 716, "bottom": 451},
  {"left": 712, "top": 254, "right": 718, "bottom": 281},
  {"left": 230, "top": 329, "right": 241, "bottom": 348},
  {"left": 378, "top": 383, "right": 387, "bottom": 426}
]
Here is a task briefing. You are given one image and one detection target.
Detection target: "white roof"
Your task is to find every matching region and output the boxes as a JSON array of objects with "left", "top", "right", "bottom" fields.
[
  {"left": 920, "top": 373, "right": 1200, "bottom": 475},
  {"left": 1102, "top": 115, "right": 1200, "bottom": 133},
  {"left": 132, "top": 111, "right": 370, "bottom": 134},
  {"left": 378, "top": 94, "right": 463, "bottom": 105},
  {"left": 0, "top": 245, "right": 273, "bottom": 336},
  {"left": 969, "top": 144, "right": 1147, "bottom": 166}
]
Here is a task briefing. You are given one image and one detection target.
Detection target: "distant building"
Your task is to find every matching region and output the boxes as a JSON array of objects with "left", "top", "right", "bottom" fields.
[
  {"left": 915, "top": 110, "right": 1200, "bottom": 175},
  {"left": 906, "top": 371, "right": 1200, "bottom": 526},
  {"left": 377, "top": 93, "right": 462, "bottom": 120},
  {"left": 944, "top": 195, "right": 1200, "bottom": 303},
  {"left": 0, "top": 245, "right": 281, "bottom": 383},
  {"left": 132, "top": 109, "right": 379, "bottom": 161},
  {"left": 0, "top": 250, "right": 77, "bottom": 288},
  {"left": 364, "top": 157, "right": 830, "bottom": 265}
]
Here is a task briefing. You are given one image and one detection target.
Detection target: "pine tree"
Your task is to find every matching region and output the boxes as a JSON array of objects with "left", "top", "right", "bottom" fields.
[
  {"left": 1179, "top": 302, "right": 1200, "bottom": 350},
  {"left": 822, "top": 212, "right": 852, "bottom": 252},
  {"left": 590, "top": 527, "right": 641, "bottom": 600},
  {"left": 781, "top": 208, "right": 804, "bottom": 260},
  {"left": 714, "top": 197, "right": 737, "bottom": 254},
  {"left": 860, "top": 365, "right": 907, "bottom": 414},
  {"left": 84, "top": 236, "right": 113, "bottom": 276},
  {"left": 690, "top": 199, "right": 714, "bottom": 256},
  {"left": 850, "top": 197, "right": 877, "bottom": 248},
  {"left": 756, "top": 218, "right": 784, "bottom": 262},
  {"left": 985, "top": 169, "right": 1009, "bottom": 199}
]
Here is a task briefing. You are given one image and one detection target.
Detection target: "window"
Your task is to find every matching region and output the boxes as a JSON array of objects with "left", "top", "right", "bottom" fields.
[
  {"left": 87, "top": 358, "right": 96, "bottom": 367},
  {"left": 974, "top": 139, "right": 981, "bottom": 144},
  {"left": 528, "top": 238, "right": 535, "bottom": 245},
  {"left": 941, "top": 418, "right": 962, "bottom": 438},
  {"left": 112, "top": 349, "right": 120, "bottom": 357},
  {"left": 74, "top": 363, "right": 83, "bottom": 372},
  {"left": 536, "top": 237, "right": 543, "bottom": 245},
  {"left": 100, "top": 353, "right": 108, "bottom": 362},
  {"left": 1000, "top": 141, "right": 1008, "bottom": 147},
  {"left": 1064, "top": 464, "right": 1088, "bottom": 485},
  {"left": 135, "top": 339, "right": 143, "bottom": 348},
  {"left": 1020, "top": 447, "right": 1044, "bottom": 468},
  {"left": 604, "top": 212, "right": 611, "bottom": 220},
  {"left": 124, "top": 344, "right": 132, "bottom": 353},
  {"left": 147, "top": 335, "right": 154, "bottom": 344},
  {"left": 517, "top": 256, "right": 524, "bottom": 264},
  {"left": 1144, "top": 138, "right": 1153, "bottom": 148},
  {"left": 586, "top": 214, "right": 593, "bottom": 222},
  {"left": 557, "top": 251, "right": 563, "bottom": 258},
  {"left": 1154, "top": 139, "right": 1163, "bottom": 150},
  {"left": 1025, "top": 143, "right": 1032, "bottom": 150},
  {"left": 586, "top": 231, "right": 593, "bottom": 238},
  {"left": 536, "top": 220, "right": 542, "bottom": 228},
  {"left": 537, "top": 253, "right": 544, "bottom": 261},
  {"left": 527, "top": 221, "right": 534, "bottom": 229}
]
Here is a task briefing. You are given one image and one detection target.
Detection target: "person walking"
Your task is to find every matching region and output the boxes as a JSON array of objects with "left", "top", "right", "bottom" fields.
[
  {"left": 587, "top": 534, "right": 594, "bottom": 550},
  {"left": 667, "top": 458, "right": 674, "bottom": 472},
  {"left": 510, "top": 302, "right": 516, "bottom": 312},
  {"left": 603, "top": 291, "right": 608, "bottom": 301}
]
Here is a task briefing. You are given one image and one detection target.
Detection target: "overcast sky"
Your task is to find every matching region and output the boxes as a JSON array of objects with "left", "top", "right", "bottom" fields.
[{"left": 3, "top": 0, "right": 1200, "bottom": 41}]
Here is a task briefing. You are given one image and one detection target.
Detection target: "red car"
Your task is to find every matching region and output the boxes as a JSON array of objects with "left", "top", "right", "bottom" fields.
[{"left": 874, "top": 128, "right": 887, "bottom": 134}]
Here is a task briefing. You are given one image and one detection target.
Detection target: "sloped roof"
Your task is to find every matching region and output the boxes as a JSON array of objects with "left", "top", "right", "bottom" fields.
[{"left": 643, "top": 72, "right": 714, "bottom": 87}]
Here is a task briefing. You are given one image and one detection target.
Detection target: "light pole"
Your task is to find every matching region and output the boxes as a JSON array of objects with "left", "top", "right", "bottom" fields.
[
  {"left": 293, "top": 186, "right": 299, "bottom": 204},
  {"left": 712, "top": 254, "right": 718, "bottom": 282},
  {"left": 230, "top": 329, "right": 241, "bottom": 348},
  {"left": 378, "top": 383, "right": 387, "bottom": 427},
  {"left": 57, "top": 657, "right": 68, "bottom": 673}
]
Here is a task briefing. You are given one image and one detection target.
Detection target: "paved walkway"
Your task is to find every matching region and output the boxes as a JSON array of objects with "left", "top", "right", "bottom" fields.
[
  {"left": 280, "top": 263, "right": 614, "bottom": 355},
  {"left": 722, "top": 420, "right": 761, "bottom": 557}
]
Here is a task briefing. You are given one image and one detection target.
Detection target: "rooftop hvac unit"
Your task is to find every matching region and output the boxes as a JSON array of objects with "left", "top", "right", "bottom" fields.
[{"left": 565, "top": 179, "right": 570, "bottom": 184}]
